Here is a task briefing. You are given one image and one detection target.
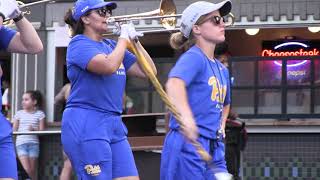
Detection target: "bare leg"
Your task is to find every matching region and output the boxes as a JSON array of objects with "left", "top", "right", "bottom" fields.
[
  {"left": 113, "top": 176, "right": 140, "bottom": 180},
  {"left": 60, "top": 158, "right": 73, "bottom": 180},
  {"left": 18, "top": 156, "right": 31, "bottom": 179},
  {"left": 29, "top": 157, "right": 38, "bottom": 180}
]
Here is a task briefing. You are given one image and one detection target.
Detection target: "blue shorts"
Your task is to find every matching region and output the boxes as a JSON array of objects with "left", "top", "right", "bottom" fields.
[
  {"left": 16, "top": 143, "right": 40, "bottom": 158},
  {"left": 160, "top": 130, "right": 228, "bottom": 180},
  {"left": 0, "top": 117, "right": 18, "bottom": 179},
  {"left": 61, "top": 108, "right": 138, "bottom": 180}
]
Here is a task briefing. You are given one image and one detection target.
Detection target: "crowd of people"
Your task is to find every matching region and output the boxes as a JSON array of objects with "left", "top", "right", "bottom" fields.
[{"left": 0, "top": 0, "right": 236, "bottom": 179}]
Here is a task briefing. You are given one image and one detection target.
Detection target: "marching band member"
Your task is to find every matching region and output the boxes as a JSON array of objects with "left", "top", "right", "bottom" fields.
[
  {"left": 161, "top": 1, "right": 233, "bottom": 180},
  {"left": 61, "top": 0, "right": 156, "bottom": 179}
]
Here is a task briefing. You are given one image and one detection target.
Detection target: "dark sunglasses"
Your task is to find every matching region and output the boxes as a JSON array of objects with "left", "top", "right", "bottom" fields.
[
  {"left": 199, "top": 16, "right": 226, "bottom": 25},
  {"left": 93, "top": 8, "right": 112, "bottom": 17}
]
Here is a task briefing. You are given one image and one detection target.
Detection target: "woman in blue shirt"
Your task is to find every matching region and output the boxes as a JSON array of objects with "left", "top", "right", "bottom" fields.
[
  {"left": 0, "top": 0, "right": 43, "bottom": 179},
  {"left": 161, "top": 1, "right": 233, "bottom": 180},
  {"left": 61, "top": 0, "right": 156, "bottom": 179}
]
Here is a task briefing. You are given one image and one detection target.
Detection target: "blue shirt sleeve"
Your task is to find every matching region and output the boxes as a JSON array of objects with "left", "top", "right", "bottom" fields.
[
  {"left": 223, "top": 67, "right": 231, "bottom": 106},
  {"left": 0, "top": 26, "right": 17, "bottom": 50},
  {"left": 106, "top": 39, "right": 136, "bottom": 71},
  {"left": 67, "top": 35, "right": 105, "bottom": 70},
  {"left": 169, "top": 51, "right": 205, "bottom": 86}
]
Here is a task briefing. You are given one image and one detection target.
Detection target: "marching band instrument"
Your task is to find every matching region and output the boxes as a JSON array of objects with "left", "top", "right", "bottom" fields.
[
  {"left": 105, "top": 0, "right": 235, "bottom": 35},
  {"left": 3, "top": 0, "right": 55, "bottom": 26}
]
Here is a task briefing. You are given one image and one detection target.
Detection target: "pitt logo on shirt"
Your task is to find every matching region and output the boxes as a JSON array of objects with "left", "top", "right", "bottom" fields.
[
  {"left": 84, "top": 164, "right": 101, "bottom": 176},
  {"left": 116, "top": 63, "right": 125, "bottom": 75},
  {"left": 208, "top": 76, "right": 227, "bottom": 103}
]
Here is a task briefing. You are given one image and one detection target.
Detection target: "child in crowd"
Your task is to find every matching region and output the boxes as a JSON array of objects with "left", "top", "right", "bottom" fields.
[{"left": 13, "top": 90, "right": 45, "bottom": 180}]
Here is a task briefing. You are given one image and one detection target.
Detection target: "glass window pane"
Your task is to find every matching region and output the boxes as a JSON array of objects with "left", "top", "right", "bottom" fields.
[
  {"left": 231, "top": 61, "right": 254, "bottom": 86},
  {"left": 232, "top": 90, "right": 254, "bottom": 114},
  {"left": 315, "top": 60, "right": 320, "bottom": 85},
  {"left": 156, "top": 62, "right": 174, "bottom": 85},
  {"left": 126, "top": 91, "right": 150, "bottom": 114},
  {"left": 258, "top": 89, "right": 281, "bottom": 114},
  {"left": 287, "top": 89, "right": 310, "bottom": 114},
  {"left": 258, "top": 60, "right": 281, "bottom": 86},
  {"left": 315, "top": 89, "right": 320, "bottom": 113},
  {"left": 287, "top": 60, "right": 311, "bottom": 85},
  {"left": 127, "top": 76, "right": 150, "bottom": 89},
  {"left": 152, "top": 91, "right": 165, "bottom": 113}
]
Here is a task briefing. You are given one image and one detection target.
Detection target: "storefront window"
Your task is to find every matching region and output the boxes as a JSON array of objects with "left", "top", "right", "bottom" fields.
[
  {"left": 232, "top": 61, "right": 254, "bottom": 86},
  {"left": 315, "top": 60, "right": 320, "bottom": 85},
  {"left": 232, "top": 90, "right": 254, "bottom": 114},
  {"left": 125, "top": 90, "right": 149, "bottom": 114},
  {"left": 287, "top": 60, "right": 311, "bottom": 85},
  {"left": 287, "top": 89, "right": 310, "bottom": 114},
  {"left": 258, "top": 60, "right": 281, "bottom": 86},
  {"left": 258, "top": 89, "right": 281, "bottom": 114},
  {"left": 230, "top": 56, "right": 320, "bottom": 119},
  {"left": 126, "top": 58, "right": 175, "bottom": 114},
  {"left": 315, "top": 89, "right": 320, "bottom": 113}
]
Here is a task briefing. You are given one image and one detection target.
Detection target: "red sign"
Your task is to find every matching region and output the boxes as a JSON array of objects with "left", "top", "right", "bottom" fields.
[{"left": 261, "top": 48, "right": 319, "bottom": 57}]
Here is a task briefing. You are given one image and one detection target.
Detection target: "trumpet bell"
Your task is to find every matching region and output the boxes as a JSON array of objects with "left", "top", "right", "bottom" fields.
[
  {"left": 159, "top": 0, "right": 176, "bottom": 30},
  {"left": 224, "top": 13, "right": 235, "bottom": 27},
  {"left": 105, "top": 0, "right": 235, "bottom": 36},
  {"left": 107, "top": 0, "right": 177, "bottom": 30}
]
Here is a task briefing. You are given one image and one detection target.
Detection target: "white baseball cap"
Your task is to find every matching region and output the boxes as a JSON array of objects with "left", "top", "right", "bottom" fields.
[{"left": 180, "top": 0, "right": 232, "bottom": 38}]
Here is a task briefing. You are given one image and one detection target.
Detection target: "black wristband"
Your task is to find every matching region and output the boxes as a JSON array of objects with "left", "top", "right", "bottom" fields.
[
  {"left": 0, "top": 12, "right": 5, "bottom": 21},
  {"left": 13, "top": 13, "right": 24, "bottom": 23}
]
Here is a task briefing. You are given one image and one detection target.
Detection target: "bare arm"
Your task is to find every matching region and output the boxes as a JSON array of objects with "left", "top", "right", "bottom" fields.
[
  {"left": 86, "top": 39, "right": 128, "bottom": 75},
  {"left": 220, "top": 104, "right": 230, "bottom": 138},
  {"left": 7, "top": 16, "right": 43, "bottom": 54},
  {"left": 13, "top": 119, "right": 19, "bottom": 131},
  {"left": 220, "top": 104, "right": 230, "bottom": 130},
  {"left": 166, "top": 78, "right": 198, "bottom": 141},
  {"left": 0, "top": 16, "right": 3, "bottom": 28},
  {"left": 127, "top": 41, "right": 157, "bottom": 78},
  {"left": 54, "top": 85, "right": 68, "bottom": 105},
  {"left": 166, "top": 78, "right": 193, "bottom": 118},
  {"left": 39, "top": 118, "right": 46, "bottom": 131}
]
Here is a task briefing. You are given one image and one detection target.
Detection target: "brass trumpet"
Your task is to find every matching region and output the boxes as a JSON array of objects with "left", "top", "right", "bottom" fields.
[
  {"left": 106, "top": 0, "right": 235, "bottom": 35},
  {"left": 3, "top": 0, "right": 55, "bottom": 26},
  {"left": 108, "top": 0, "right": 177, "bottom": 31}
]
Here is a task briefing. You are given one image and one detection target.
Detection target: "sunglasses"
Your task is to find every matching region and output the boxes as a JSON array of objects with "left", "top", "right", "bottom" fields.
[
  {"left": 198, "top": 16, "right": 226, "bottom": 26},
  {"left": 92, "top": 8, "right": 112, "bottom": 17}
]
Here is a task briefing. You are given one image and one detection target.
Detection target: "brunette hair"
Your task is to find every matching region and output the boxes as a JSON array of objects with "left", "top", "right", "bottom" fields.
[
  {"left": 25, "top": 90, "right": 43, "bottom": 110},
  {"left": 169, "top": 14, "right": 208, "bottom": 50},
  {"left": 64, "top": 9, "right": 89, "bottom": 37}
]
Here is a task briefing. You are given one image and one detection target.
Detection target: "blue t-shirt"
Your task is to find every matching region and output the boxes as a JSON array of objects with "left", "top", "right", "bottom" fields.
[
  {"left": 168, "top": 45, "right": 231, "bottom": 139},
  {"left": 66, "top": 35, "right": 136, "bottom": 114},
  {"left": 0, "top": 26, "right": 16, "bottom": 51},
  {"left": 0, "top": 26, "right": 16, "bottom": 139}
]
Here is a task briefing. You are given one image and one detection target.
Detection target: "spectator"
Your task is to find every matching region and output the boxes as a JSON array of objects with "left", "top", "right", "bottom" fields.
[
  {"left": 1, "top": 79, "right": 10, "bottom": 118},
  {"left": 54, "top": 83, "right": 73, "bottom": 180},
  {"left": 0, "top": 0, "right": 43, "bottom": 178},
  {"left": 215, "top": 42, "right": 230, "bottom": 68},
  {"left": 13, "top": 90, "right": 45, "bottom": 180}
]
